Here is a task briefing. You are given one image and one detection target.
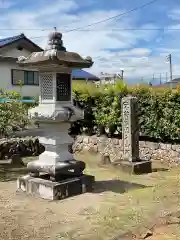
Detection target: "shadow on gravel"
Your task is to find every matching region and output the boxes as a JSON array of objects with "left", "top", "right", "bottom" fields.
[
  {"left": 0, "top": 163, "right": 28, "bottom": 182},
  {"left": 94, "top": 179, "right": 149, "bottom": 194}
]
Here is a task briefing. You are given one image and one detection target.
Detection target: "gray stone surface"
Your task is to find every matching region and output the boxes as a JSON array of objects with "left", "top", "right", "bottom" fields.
[
  {"left": 27, "top": 159, "right": 86, "bottom": 179},
  {"left": 73, "top": 135, "right": 180, "bottom": 166},
  {"left": 115, "top": 160, "right": 152, "bottom": 174},
  {"left": 17, "top": 174, "right": 95, "bottom": 200},
  {"left": 121, "top": 96, "right": 139, "bottom": 162},
  {"left": 119, "top": 96, "right": 152, "bottom": 174}
]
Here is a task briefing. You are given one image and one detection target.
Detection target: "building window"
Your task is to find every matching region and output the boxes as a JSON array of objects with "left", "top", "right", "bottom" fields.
[
  {"left": 56, "top": 73, "right": 71, "bottom": 101},
  {"left": 11, "top": 69, "right": 39, "bottom": 85},
  {"left": 16, "top": 46, "right": 23, "bottom": 51}
]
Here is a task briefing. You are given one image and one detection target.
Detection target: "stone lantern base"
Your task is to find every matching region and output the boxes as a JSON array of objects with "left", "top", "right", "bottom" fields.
[
  {"left": 16, "top": 108, "right": 95, "bottom": 200},
  {"left": 17, "top": 174, "right": 95, "bottom": 200}
]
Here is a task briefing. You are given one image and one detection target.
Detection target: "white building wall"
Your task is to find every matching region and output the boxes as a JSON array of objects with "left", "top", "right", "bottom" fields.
[
  {"left": 0, "top": 61, "right": 39, "bottom": 97},
  {"left": 0, "top": 47, "right": 31, "bottom": 58},
  {"left": 0, "top": 44, "right": 40, "bottom": 97}
]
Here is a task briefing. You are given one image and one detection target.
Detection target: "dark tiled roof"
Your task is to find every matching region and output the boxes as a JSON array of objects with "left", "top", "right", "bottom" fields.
[
  {"left": 171, "top": 78, "right": 180, "bottom": 82},
  {"left": 0, "top": 33, "right": 43, "bottom": 51},
  {"left": 0, "top": 34, "right": 24, "bottom": 47},
  {"left": 72, "top": 69, "right": 99, "bottom": 80}
]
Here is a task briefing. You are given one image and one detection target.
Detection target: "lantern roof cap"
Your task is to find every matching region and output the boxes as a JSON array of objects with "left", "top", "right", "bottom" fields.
[{"left": 17, "top": 29, "right": 93, "bottom": 69}]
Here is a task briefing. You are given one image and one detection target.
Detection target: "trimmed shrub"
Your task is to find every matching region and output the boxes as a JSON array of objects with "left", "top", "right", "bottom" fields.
[
  {"left": 0, "top": 89, "right": 29, "bottom": 137},
  {"left": 72, "top": 81, "right": 180, "bottom": 142}
]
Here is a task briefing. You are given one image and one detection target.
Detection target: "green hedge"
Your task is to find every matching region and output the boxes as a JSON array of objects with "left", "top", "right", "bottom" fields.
[
  {"left": 0, "top": 90, "right": 30, "bottom": 137},
  {"left": 72, "top": 81, "right": 180, "bottom": 142},
  {"left": 1, "top": 83, "right": 179, "bottom": 141}
]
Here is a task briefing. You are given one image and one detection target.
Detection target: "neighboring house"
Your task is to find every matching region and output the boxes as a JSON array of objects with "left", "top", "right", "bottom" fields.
[
  {"left": 72, "top": 69, "right": 99, "bottom": 82},
  {"left": 156, "top": 78, "right": 180, "bottom": 89},
  {"left": 0, "top": 33, "right": 43, "bottom": 97},
  {"left": 0, "top": 34, "right": 99, "bottom": 97},
  {"left": 100, "top": 73, "right": 116, "bottom": 84},
  {"left": 99, "top": 72, "right": 123, "bottom": 85}
]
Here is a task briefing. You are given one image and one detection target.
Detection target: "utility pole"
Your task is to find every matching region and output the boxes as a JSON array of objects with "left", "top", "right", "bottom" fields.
[
  {"left": 166, "top": 72, "right": 168, "bottom": 83},
  {"left": 113, "top": 74, "right": 116, "bottom": 85},
  {"left": 152, "top": 73, "right": 155, "bottom": 83},
  {"left": 160, "top": 73, "right": 162, "bottom": 85},
  {"left": 167, "top": 54, "right": 173, "bottom": 88},
  {"left": 121, "top": 70, "right": 124, "bottom": 80},
  {"left": 169, "top": 54, "right": 173, "bottom": 82}
]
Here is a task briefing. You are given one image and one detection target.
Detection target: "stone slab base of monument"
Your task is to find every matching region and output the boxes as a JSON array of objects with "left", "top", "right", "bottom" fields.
[
  {"left": 116, "top": 160, "right": 152, "bottom": 174},
  {"left": 17, "top": 174, "right": 95, "bottom": 200}
]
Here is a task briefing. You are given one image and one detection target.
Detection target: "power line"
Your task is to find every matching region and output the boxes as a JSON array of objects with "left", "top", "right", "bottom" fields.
[
  {"left": 0, "top": 27, "right": 175, "bottom": 40},
  {"left": 24, "top": 1, "right": 164, "bottom": 40},
  {"left": 1, "top": 28, "right": 180, "bottom": 32},
  {"left": 64, "top": 28, "right": 180, "bottom": 32},
  {"left": 0, "top": 0, "right": 159, "bottom": 33},
  {"left": 1, "top": 27, "right": 178, "bottom": 40},
  {"left": 30, "top": 35, "right": 48, "bottom": 39},
  {"left": 0, "top": 0, "right": 163, "bottom": 40},
  {"left": 0, "top": 0, "right": 166, "bottom": 40},
  {"left": 0, "top": 28, "right": 50, "bottom": 31},
  {"left": 63, "top": 0, "right": 162, "bottom": 33}
]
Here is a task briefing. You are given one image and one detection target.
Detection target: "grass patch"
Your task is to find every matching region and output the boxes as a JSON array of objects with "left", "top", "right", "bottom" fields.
[{"left": 75, "top": 153, "right": 180, "bottom": 239}]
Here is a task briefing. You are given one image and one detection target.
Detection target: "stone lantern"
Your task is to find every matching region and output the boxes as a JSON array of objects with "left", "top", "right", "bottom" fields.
[{"left": 17, "top": 31, "right": 95, "bottom": 200}]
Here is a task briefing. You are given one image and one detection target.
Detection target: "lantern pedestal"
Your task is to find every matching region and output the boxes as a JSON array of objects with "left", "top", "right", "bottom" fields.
[
  {"left": 17, "top": 174, "right": 94, "bottom": 200},
  {"left": 27, "top": 122, "right": 86, "bottom": 179},
  {"left": 17, "top": 105, "right": 95, "bottom": 200}
]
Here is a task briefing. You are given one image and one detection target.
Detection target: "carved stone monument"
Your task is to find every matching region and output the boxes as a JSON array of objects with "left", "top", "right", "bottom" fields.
[
  {"left": 120, "top": 96, "right": 152, "bottom": 174},
  {"left": 16, "top": 30, "right": 95, "bottom": 200}
]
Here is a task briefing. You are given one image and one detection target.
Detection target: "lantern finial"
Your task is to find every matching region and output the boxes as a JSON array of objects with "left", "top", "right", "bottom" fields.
[{"left": 46, "top": 28, "right": 66, "bottom": 51}]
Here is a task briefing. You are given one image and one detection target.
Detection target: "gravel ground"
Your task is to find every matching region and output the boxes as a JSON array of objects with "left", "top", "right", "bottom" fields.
[{"left": 0, "top": 154, "right": 180, "bottom": 240}]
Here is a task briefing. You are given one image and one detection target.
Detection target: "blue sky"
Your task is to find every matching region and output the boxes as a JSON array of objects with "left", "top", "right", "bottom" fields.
[{"left": 0, "top": 0, "right": 180, "bottom": 83}]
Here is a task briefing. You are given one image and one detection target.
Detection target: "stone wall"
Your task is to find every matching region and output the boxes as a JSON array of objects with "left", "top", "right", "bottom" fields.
[
  {"left": 73, "top": 135, "right": 180, "bottom": 165},
  {"left": 0, "top": 137, "right": 45, "bottom": 160}
]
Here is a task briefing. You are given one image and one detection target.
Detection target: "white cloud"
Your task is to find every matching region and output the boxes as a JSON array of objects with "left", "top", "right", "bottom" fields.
[
  {"left": 117, "top": 48, "right": 151, "bottom": 57},
  {"left": 0, "top": 0, "right": 179, "bottom": 82},
  {"left": 0, "top": 0, "right": 14, "bottom": 9},
  {"left": 169, "top": 9, "right": 180, "bottom": 20}
]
